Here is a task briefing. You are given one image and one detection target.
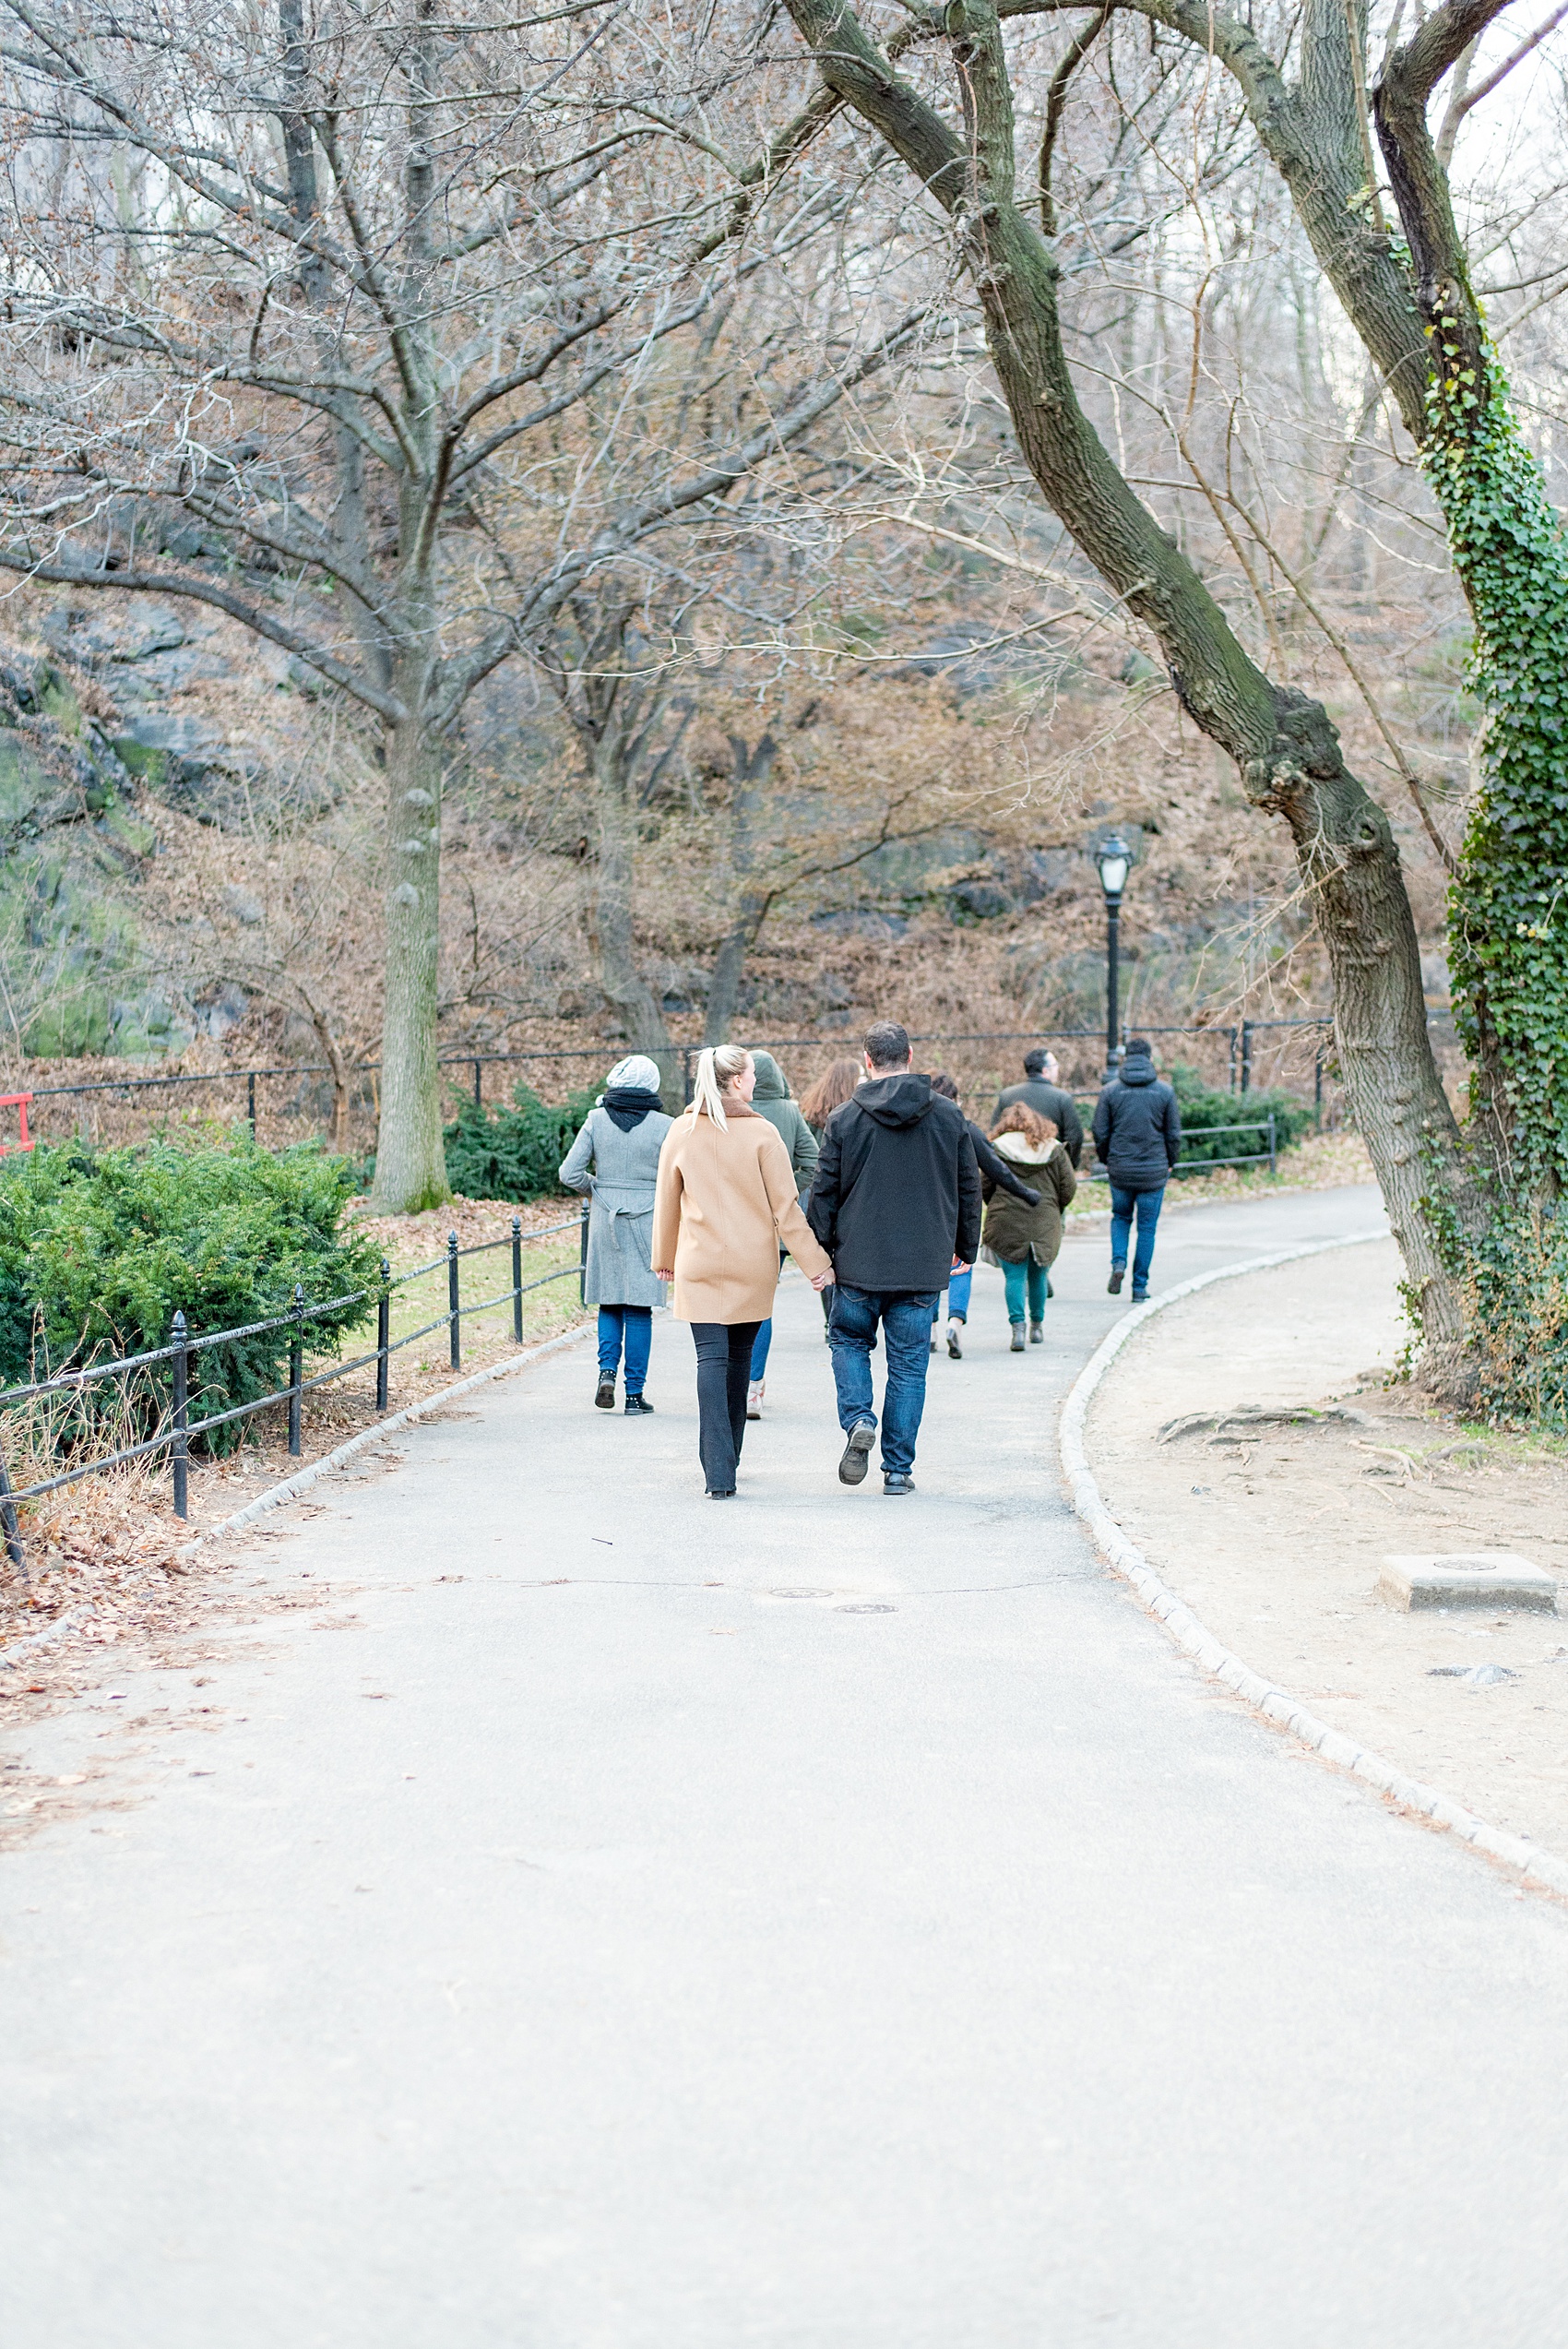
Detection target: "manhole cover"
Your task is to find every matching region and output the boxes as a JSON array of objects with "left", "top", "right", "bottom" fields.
[
  {"left": 768, "top": 1588, "right": 833, "bottom": 1600},
  {"left": 837, "top": 1603, "right": 896, "bottom": 1615}
]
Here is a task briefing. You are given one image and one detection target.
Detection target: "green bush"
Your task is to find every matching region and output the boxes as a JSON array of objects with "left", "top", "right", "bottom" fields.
[
  {"left": 0, "top": 1137, "right": 380, "bottom": 1456},
  {"left": 1170, "top": 1063, "right": 1316, "bottom": 1171},
  {"left": 442, "top": 1081, "right": 600, "bottom": 1202}
]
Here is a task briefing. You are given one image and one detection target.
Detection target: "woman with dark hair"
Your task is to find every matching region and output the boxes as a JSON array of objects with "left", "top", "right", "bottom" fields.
[
  {"left": 558, "top": 1053, "right": 672, "bottom": 1413},
  {"left": 981, "top": 1100, "right": 1077, "bottom": 1351},
  {"left": 798, "top": 1056, "right": 863, "bottom": 1341},
  {"left": 927, "top": 1073, "right": 1041, "bottom": 1358},
  {"left": 799, "top": 1055, "right": 862, "bottom": 1136}
]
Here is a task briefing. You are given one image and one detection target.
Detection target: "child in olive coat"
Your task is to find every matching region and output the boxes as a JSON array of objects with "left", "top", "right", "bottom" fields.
[{"left": 980, "top": 1102, "right": 1077, "bottom": 1350}]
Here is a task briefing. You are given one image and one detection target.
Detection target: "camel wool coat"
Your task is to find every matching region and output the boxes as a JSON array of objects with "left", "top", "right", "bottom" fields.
[{"left": 652, "top": 1104, "right": 832, "bottom": 1324}]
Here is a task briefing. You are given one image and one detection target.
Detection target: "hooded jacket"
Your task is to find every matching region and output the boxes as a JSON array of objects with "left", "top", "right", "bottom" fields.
[
  {"left": 1092, "top": 1054, "right": 1182, "bottom": 1191},
  {"left": 747, "top": 1052, "right": 820, "bottom": 1194},
  {"left": 807, "top": 1072, "right": 982, "bottom": 1293},
  {"left": 980, "top": 1130, "right": 1077, "bottom": 1265}
]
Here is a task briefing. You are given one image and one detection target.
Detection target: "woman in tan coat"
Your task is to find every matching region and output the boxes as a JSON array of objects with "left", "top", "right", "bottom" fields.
[{"left": 652, "top": 1043, "right": 834, "bottom": 1496}]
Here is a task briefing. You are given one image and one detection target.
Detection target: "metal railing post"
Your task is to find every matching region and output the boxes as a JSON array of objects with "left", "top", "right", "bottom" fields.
[
  {"left": 578, "top": 1196, "right": 589, "bottom": 1305},
  {"left": 376, "top": 1258, "right": 390, "bottom": 1413},
  {"left": 1240, "top": 1021, "right": 1253, "bottom": 1093},
  {"left": 473, "top": 1058, "right": 482, "bottom": 1108},
  {"left": 288, "top": 1285, "right": 303, "bottom": 1456},
  {"left": 682, "top": 1047, "right": 694, "bottom": 1105},
  {"left": 448, "top": 1232, "right": 461, "bottom": 1370},
  {"left": 247, "top": 1070, "right": 257, "bottom": 1139},
  {"left": 1227, "top": 1026, "right": 1238, "bottom": 1094},
  {"left": 0, "top": 1455, "right": 28, "bottom": 1581},
  {"left": 1314, "top": 1033, "right": 1324, "bottom": 1128},
  {"left": 512, "top": 1215, "right": 524, "bottom": 1344},
  {"left": 172, "top": 1309, "right": 189, "bottom": 1519},
  {"left": 1267, "top": 1112, "right": 1277, "bottom": 1175}
]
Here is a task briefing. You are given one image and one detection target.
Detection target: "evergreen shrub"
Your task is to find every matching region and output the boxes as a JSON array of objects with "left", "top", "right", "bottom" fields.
[
  {"left": 1170, "top": 1063, "right": 1315, "bottom": 1170},
  {"left": 442, "top": 1082, "right": 599, "bottom": 1203},
  {"left": 0, "top": 1137, "right": 379, "bottom": 1456}
]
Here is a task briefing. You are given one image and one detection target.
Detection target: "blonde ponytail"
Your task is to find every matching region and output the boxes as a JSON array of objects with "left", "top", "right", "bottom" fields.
[{"left": 691, "top": 1043, "right": 751, "bottom": 1129}]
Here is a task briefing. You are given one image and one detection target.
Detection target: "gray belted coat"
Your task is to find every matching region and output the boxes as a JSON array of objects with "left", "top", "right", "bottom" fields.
[{"left": 558, "top": 1103, "right": 673, "bottom": 1308}]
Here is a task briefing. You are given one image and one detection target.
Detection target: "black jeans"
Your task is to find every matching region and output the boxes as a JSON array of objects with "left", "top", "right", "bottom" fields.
[{"left": 690, "top": 1320, "right": 762, "bottom": 1492}]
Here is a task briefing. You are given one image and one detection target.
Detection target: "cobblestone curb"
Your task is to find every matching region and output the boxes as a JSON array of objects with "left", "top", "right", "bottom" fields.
[{"left": 1059, "top": 1235, "right": 1568, "bottom": 1902}]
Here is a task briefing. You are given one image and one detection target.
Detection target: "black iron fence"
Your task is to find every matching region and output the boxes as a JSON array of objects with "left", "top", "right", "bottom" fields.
[
  {"left": 2, "top": 1005, "right": 1467, "bottom": 1156},
  {"left": 0, "top": 1204, "right": 588, "bottom": 1579}
]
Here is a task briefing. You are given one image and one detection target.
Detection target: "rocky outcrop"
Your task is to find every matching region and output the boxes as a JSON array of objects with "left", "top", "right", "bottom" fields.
[{"left": 0, "top": 644, "right": 177, "bottom": 1058}]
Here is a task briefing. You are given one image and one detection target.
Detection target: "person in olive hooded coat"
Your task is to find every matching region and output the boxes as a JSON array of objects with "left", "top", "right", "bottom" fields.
[{"left": 742, "top": 1050, "right": 820, "bottom": 1416}]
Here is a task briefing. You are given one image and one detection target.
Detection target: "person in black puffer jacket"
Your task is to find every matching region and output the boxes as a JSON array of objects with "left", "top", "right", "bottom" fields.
[
  {"left": 807, "top": 1020, "right": 982, "bottom": 1494},
  {"left": 1091, "top": 1038, "right": 1181, "bottom": 1304}
]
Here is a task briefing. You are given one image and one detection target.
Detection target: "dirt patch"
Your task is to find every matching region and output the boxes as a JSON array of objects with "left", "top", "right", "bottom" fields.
[{"left": 1085, "top": 1241, "right": 1568, "bottom": 1863}]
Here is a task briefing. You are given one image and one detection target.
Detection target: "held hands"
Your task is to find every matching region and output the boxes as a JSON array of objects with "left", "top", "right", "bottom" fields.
[
  {"left": 653, "top": 1268, "right": 673, "bottom": 1282},
  {"left": 810, "top": 1270, "right": 835, "bottom": 1293}
]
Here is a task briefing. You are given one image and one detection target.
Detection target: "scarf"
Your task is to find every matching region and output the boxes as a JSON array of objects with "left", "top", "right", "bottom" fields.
[{"left": 601, "top": 1085, "right": 664, "bottom": 1133}]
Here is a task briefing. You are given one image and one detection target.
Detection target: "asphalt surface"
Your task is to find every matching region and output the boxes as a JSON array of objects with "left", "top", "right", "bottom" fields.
[{"left": 6, "top": 1181, "right": 1568, "bottom": 2347}]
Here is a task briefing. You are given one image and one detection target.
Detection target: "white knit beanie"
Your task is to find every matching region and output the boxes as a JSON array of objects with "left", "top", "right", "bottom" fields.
[{"left": 606, "top": 1055, "right": 662, "bottom": 1092}]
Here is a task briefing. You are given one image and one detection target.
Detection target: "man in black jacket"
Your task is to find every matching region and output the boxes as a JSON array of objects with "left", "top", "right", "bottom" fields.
[
  {"left": 808, "top": 1019, "right": 981, "bottom": 1495},
  {"left": 992, "top": 1047, "right": 1085, "bottom": 1168},
  {"left": 1091, "top": 1037, "right": 1181, "bottom": 1303}
]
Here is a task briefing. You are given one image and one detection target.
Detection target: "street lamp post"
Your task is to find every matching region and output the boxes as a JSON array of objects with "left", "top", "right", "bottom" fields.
[{"left": 1095, "top": 832, "right": 1132, "bottom": 1084}]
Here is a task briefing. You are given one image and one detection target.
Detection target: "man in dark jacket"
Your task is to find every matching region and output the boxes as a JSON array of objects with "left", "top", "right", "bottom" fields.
[
  {"left": 1091, "top": 1037, "right": 1181, "bottom": 1303},
  {"left": 993, "top": 1048, "right": 1085, "bottom": 1168},
  {"left": 808, "top": 1019, "right": 981, "bottom": 1495}
]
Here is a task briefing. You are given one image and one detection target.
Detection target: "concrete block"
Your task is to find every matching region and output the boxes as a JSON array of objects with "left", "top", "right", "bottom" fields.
[{"left": 1378, "top": 1552, "right": 1559, "bottom": 1613}]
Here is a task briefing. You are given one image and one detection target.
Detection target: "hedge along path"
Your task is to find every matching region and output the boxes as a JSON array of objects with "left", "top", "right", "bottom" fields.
[{"left": 1060, "top": 1233, "right": 1568, "bottom": 1903}]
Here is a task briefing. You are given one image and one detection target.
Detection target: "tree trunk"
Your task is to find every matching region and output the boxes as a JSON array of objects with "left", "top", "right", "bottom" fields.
[
  {"left": 370, "top": 690, "right": 449, "bottom": 1212},
  {"left": 302, "top": 991, "right": 353, "bottom": 1154},
  {"left": 589, "top": 735, "right": 677, "bottom": 1096},
  {"left": 780, "top": 0, "right": 1486, "bottom": 1363},
  {"left": 703, "top": 731, "right": 778, "bottom": 1045}
]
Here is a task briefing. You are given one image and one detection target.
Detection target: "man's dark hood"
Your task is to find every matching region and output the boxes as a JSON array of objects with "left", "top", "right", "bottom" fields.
[
  {"left": 856, "top": 1072, "right": 934, "bottom": 1127},
  {"left": 1119, "top": 1055, "right": 1158, "bottom": 1087}
]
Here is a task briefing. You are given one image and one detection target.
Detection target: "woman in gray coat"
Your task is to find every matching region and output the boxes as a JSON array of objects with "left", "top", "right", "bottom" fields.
[{"left": 558, "top": 1055, "right": 673, "bottom": 1414}]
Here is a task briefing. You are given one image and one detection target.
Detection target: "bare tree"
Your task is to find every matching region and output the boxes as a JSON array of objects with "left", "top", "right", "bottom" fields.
[
  {"left": 0, "top": 0, "right": 897, "bottom": 1205},
  {"left": 762, "top": 0, "right": 1568, "bottom": 1385}
]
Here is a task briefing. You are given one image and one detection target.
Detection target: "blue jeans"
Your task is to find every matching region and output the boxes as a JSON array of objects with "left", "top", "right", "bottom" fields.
[
  {"left": 829, "top": 1287, "right": 940, "bottom": 1477},
  {"left": 931, "top": 1268, "right": 973, "bottom": 1326},
  {"left": 597, "top": 1305, "right": 651, "bottom": 1394},
  {"left": 750, "top": 1318, "right": 772, "bottom": 1380},
  {"left": 1110, "top": 1185, "right": 1165, "bottom": 1293},
  {"left": 1002, "top": 1259, "right": 1048, "bottom": 1323}
]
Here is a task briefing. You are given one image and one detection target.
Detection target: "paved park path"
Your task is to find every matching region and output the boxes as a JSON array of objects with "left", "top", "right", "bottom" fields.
[{"left": 7, "top": 1182, "right": 1568, "bottom": 2347}]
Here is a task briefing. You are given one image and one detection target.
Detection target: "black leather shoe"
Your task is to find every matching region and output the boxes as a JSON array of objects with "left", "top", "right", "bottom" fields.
[
  {"left": 624, "top": 1392, "right": 654, "bottom": 1414},
  {"left": 838, "top": 1421, "right": 875, "bottom": 1485},
  {"left": 884, "top": 1473, "right": 915, "bottom": 1495},
  {"left": 1107, "top": 1264, "right": 1125, "bottom": 1295},
  {"left": 594, "top": 1377, "right": 616, "bottom": 1410},
  {"left": 706, "top": 1486, "right": 735, "bottom": 1498}
]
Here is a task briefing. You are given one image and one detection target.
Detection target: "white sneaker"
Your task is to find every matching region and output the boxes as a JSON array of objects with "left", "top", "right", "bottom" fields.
[
  {"left": 746, "top": 1380, "right": 764, "bottom": 1420},
  {"left": 946, "top": 1319, "right": 963, "bottom": 1359}
]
